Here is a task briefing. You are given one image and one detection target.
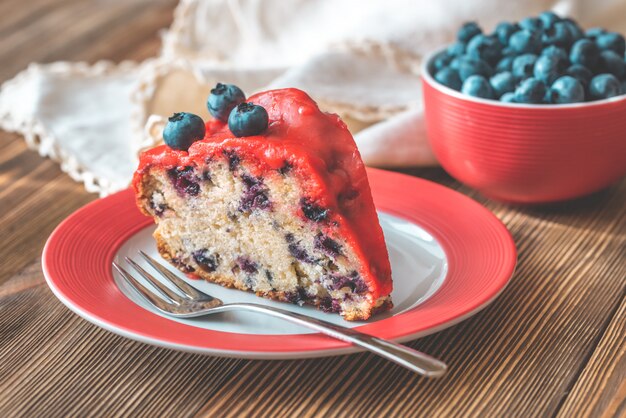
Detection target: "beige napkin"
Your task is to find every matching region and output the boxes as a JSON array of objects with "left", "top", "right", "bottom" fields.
[{"left": 2, "top": 0, "right": 625, "bottom": 195}]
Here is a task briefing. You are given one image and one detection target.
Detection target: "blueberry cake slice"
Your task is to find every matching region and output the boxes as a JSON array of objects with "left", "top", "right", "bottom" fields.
[{"left": 133, "top": 86, "right": 392, "bottom": 320}]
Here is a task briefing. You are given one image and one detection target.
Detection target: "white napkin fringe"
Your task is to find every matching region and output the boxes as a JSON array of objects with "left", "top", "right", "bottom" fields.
[{"left": 0, "top": 61, "right": 140, "bottom": 196}]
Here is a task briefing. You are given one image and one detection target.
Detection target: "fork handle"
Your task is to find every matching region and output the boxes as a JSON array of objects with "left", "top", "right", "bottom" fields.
[{"left": 216, "top": 303, "right": 447, "bottom": 377}]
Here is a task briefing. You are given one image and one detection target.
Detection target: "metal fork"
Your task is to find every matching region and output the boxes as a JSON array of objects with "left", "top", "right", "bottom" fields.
[{"left": 112, "top": 251, "right": 447, "bottom": 377}]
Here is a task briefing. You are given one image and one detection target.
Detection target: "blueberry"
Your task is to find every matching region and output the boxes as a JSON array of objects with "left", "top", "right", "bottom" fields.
[
  {"left": 301, "top": 198, "right": 328, "bottom": 222},
  {"left": 570, "top": 39, "right": 600, "bottom": 69},
  {"left": 542, "top": 22, "right": 572, "bottom": 48},
  {"left": 239, "top": 174, "right": 270, "bottom": 212},
  {"left": 514, "top": 78, "right": 547, "bottom": 103},
  {"left": 457, "top": 56, "right": 493, "bottom": 81},
  {"left": 447, "top": 42, "right": 466, "bottom": 56},
  {"left": 192, "top": 250, "right": 220, "bottom": 272},
  {"left": 496, "top": 56, "right": 515, "bottom": 72},
  {"left": 201, "top": 169, "right": 212, "bottom": 182},
  {"left": 562, "top": 19, "right": 585, "bottom": 43},
  {"left": 541, "top": 45, "right": 568, "bottom": 62},
  {"left": 539, "top": 11, "right": 561, "bottom": 29},
  {"left": 319, "top": 297, "right": 340, "bottom": 313},
  {"left": 457, "top": 22, "right": 482, "bottom": 43},
  {"left": 207, "top": 83, "right": 246, "bottom": 122},
  {"left": 433, "top": 52, "right": 453, "bottom": 72},
  {"left": 490, "top": 72, "right": 517, "bottom": 98},
  {"left": 236, "top": 256, "right": 258, "bottom": 274},
  {"left": 586, "top": 27, "right": 606, "bottom": 41},
  {"left": 500, "top": 92, "right": 516, "bottom": 103},
  {"left": 326, "top": 271, "right": 367, "bottom": 293},
  {"left": 168, "top": 166, "right": 200, "bottom": 196},
  {"left": 565, "top": 64, "right": 594, "bottom": 88},
  {"left": 286, "top": 235, "right": 314, "bottom": 264},
  {"left": 599, "top": 50, "right": 626, "bottom": 78},
  {"left": 500, "top": 46, "right": 516, "bottom": 57},
  {"left": 495, "top": 21, "right": 519, "bottom": 45},
  {"left": 285, "top": 289, "right": 308, "bottom": 305},
  {"left": 171, "top": 257, "right": 195, "bottom": 273},
  {"left": 534, "top": 55, "right": 567, "bottom": 85},
  {"left": 509, "top": 29, "right": 542, "bottom": 54},
  {"left": 223, "top": 149, "right": 240, "bottom": 171},
  {"left": 519, "top": 17, "right": 543, "bottom": 32},
  {"left": 512, "top": 54, "right": 538, "bottom": 79},
  {"left": 589, "top": 74, "right": 622, "bottom": 100},
  {"left": 228, "top": 102, "right": 269, "bottom": 137},
  {"left": 149, "top": 198, "right": 168, "bottom": 217},
  {"left": 461, "top": 75, "right": 494, "bottom": 99},
  {"left": 278, "top": 161, "right": 292, "bottom": 175},
  {"left": 314, "top": 234, "right": 342, "bottom": 258},
  {"left": 338, "top": 188, "right": 359, "bottom": 203},
  {"left": 163, "top": 112, "right": 206, "bottom": 151},
  {"left": 467, "top": 34, "right": 502, "bottom": 65},
  {"left": 547, "top": 76, "right": 585, "bottom": 103},
  {"left": 434, "top": 67, "right": 462, "bottom": 90},
  {"left": 596, "top": 32, "right": 626, "bottom": 56},
  {"left": 449, "top": 57, "right": 461, "bottom": 71}
]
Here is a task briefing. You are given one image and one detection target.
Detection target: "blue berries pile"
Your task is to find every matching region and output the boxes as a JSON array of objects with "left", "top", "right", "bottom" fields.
[
  {"left": 432, "top": 12, "right": 626, "bottom": 104},
  {"left": 163, "top": 83, "right": 269, "bottom": 151}
]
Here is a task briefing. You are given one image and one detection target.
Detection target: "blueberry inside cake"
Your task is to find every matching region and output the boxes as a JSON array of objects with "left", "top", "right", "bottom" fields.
[{"left": 133, "top": 86, "right": 392, "bottom": 321}]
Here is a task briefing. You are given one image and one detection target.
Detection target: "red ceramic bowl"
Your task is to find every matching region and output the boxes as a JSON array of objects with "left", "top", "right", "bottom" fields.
[{"left": 422, "top": 49, "right": 626, "bottom": 203}]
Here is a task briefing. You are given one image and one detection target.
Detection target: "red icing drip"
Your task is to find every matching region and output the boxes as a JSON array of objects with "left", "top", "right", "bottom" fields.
[
  {"left": 186, "top": 273, "right": 202, "bottom": 280},
  {"left": 133, "top": 88, "right": 392, "bottom": 298}
]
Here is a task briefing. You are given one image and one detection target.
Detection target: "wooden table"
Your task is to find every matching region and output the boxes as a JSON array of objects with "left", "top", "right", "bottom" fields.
[{"left": 1, "top": 1, "right": 624, "bottom": 416}]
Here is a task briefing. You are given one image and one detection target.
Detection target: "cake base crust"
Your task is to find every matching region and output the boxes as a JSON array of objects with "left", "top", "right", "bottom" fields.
[{"left": 155, "top": 234, "right": 391, "bottom": 321}]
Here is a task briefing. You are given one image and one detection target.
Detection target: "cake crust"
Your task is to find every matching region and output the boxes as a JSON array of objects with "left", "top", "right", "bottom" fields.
[{"left": 153, "top": 232, "right": 392, "bottom": 321}]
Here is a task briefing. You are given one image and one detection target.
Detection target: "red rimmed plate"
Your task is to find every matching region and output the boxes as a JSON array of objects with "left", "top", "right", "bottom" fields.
[{"left": 42, "top": 168, "right": 516, "bottom": 359}]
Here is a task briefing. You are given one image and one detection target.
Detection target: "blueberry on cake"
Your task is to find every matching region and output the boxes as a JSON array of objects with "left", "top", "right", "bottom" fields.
[{"left": 133, "top": 85, "right": 392, "bottom": 320}]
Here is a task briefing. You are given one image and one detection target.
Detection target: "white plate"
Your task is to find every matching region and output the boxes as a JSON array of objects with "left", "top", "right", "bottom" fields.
[{"left": 43, "top": 172, "right": 516, "bottom": 358}]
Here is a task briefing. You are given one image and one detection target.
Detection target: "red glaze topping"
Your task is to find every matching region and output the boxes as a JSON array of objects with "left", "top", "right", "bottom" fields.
[{"left": 133, "top": 88, "right": 392, "bottom": 298}]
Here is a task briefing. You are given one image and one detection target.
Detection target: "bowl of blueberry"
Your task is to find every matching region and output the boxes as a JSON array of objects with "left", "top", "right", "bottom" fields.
[{"left": 422, "top": 12, "right": 626, "bottom": 203}]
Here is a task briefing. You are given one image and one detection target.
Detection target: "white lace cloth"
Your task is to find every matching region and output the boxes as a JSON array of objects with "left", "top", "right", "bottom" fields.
[{"left": 1, "top": 0, "right": 624, "bottom": 196}]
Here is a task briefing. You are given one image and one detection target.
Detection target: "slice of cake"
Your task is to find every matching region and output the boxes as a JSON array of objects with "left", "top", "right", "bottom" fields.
[{"left": 133, "top": 86, "right": 392, "bottom": 320}]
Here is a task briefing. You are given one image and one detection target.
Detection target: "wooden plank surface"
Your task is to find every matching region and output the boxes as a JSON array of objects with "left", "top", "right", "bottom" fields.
[
  {"left": 557, "top": 297, "right": 626, "bottom": 418},
  {"left": 0, "top": 1, "right": 625, "bottom": 417}
]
